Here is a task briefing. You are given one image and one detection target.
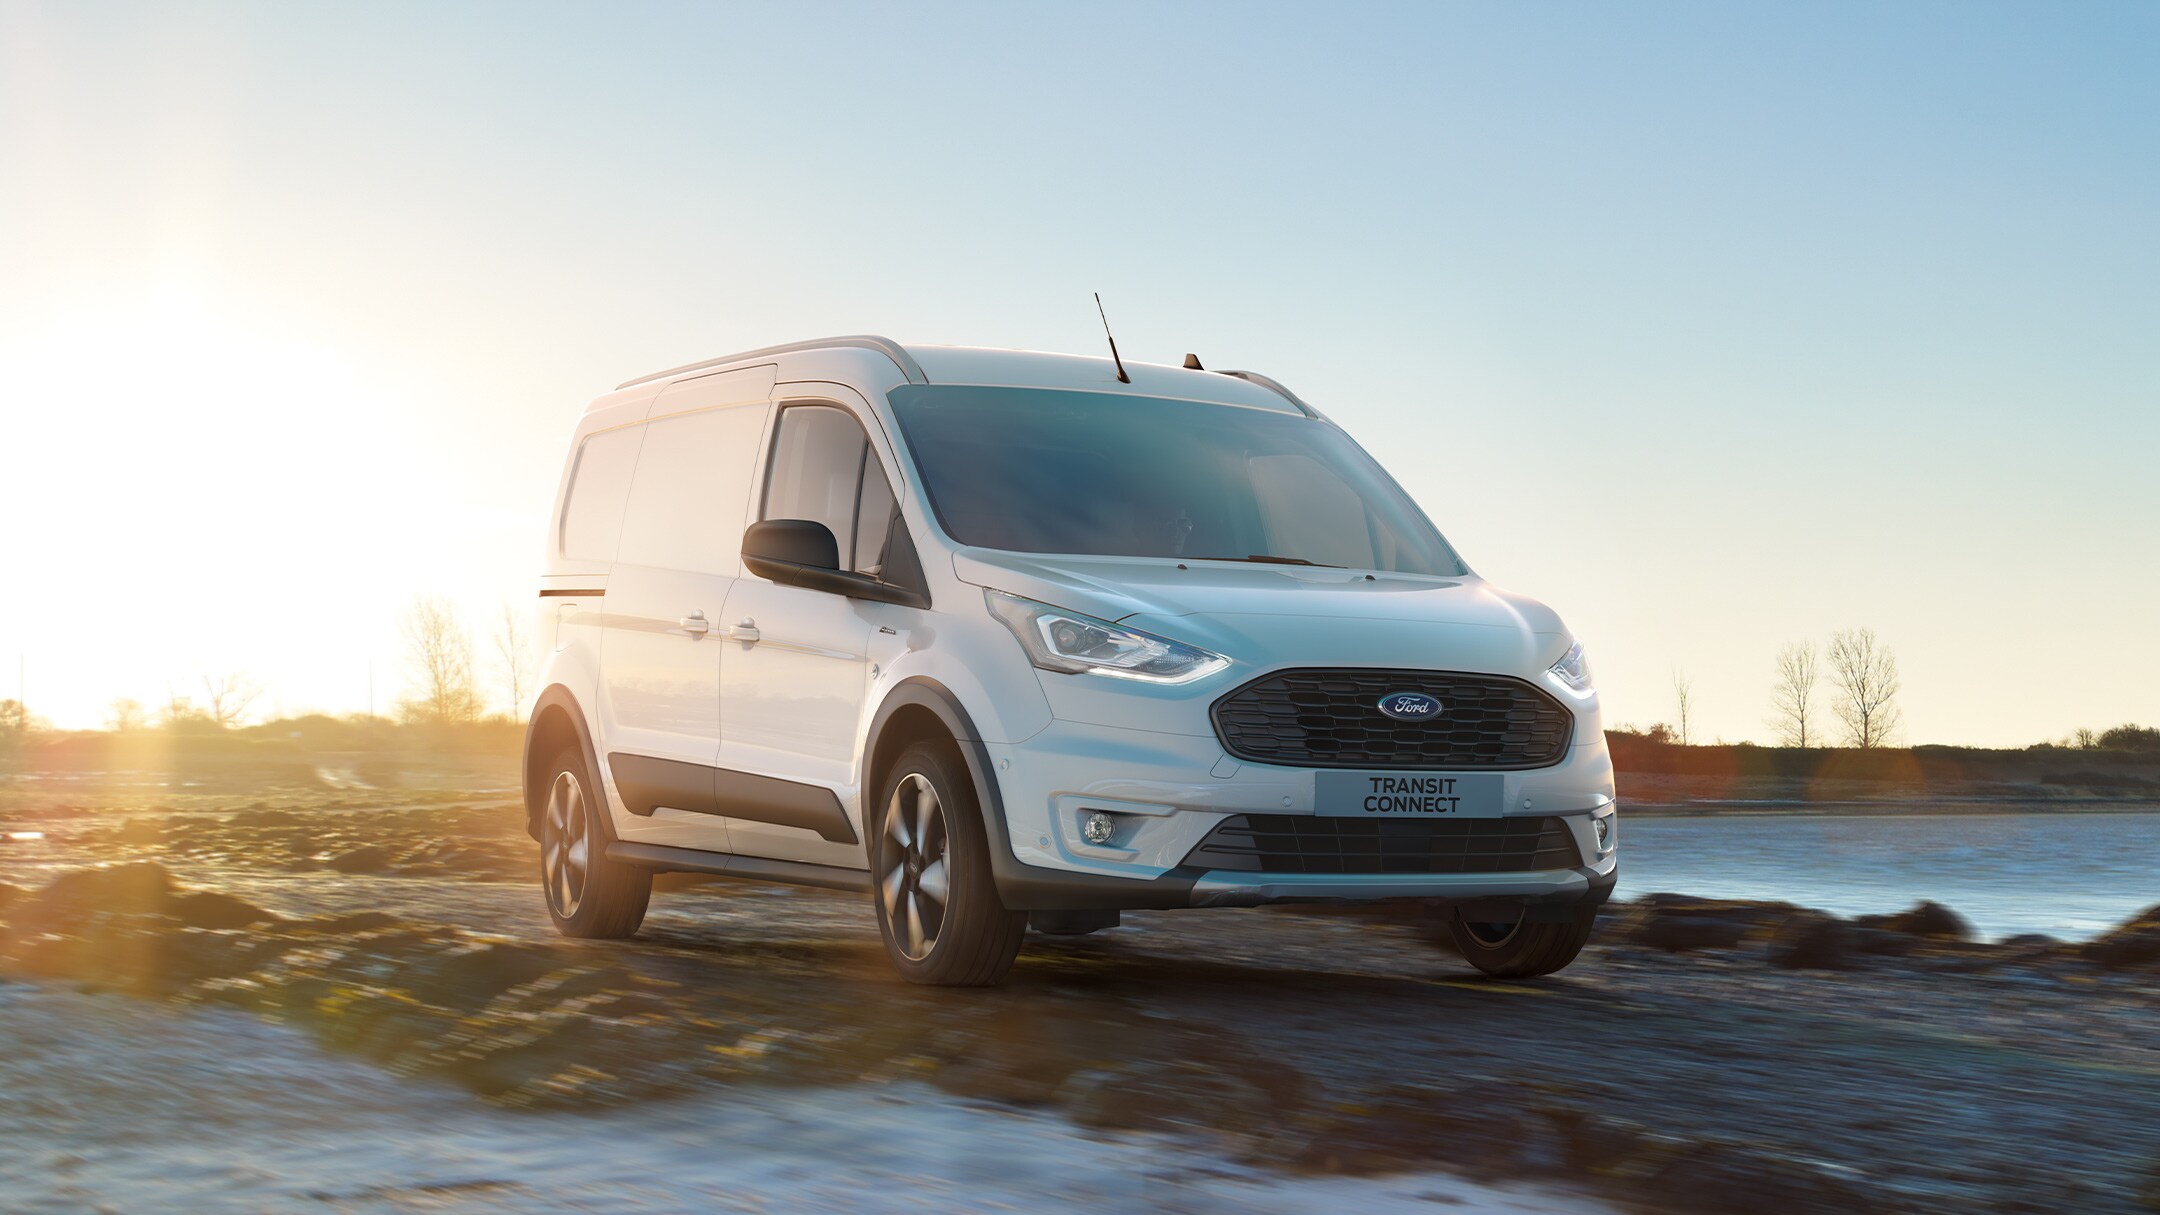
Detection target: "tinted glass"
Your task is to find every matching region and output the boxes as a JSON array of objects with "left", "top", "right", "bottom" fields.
[
  {"left": 887, "top": 386, "right": 1464, "bottom": 575},
  {"left": 762, "top": 404, "right": 894, "bottom": 576}
]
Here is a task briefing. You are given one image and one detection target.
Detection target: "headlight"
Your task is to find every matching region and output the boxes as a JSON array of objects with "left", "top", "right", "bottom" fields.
[
  {"left": 985, "top": 590, "right": 1230, "bottom": 685},
  {"left": 1548, "top": 639, "right": 1593, "bottom": 695}
]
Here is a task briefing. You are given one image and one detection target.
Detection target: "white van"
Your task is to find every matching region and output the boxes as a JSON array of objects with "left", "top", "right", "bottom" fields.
[{"left": 524, "top": 337, "right": 1617, "bottom": 985}]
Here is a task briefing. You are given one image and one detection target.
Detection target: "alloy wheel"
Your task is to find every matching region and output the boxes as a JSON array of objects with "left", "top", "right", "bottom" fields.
[
  {"left": 879, "top": 772, "right": 951, "bottom": 961},
  {"left": 542, "top": 769, "right": 590, "bottom": 918}
]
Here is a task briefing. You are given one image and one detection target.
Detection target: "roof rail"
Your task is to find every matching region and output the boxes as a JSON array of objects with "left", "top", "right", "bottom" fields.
[
  {"left": 617, "top": 335, "right": 928, "bottom": 391},
  {"left": 1216, "top": 369, "right": 1319, "bottom": 417}
]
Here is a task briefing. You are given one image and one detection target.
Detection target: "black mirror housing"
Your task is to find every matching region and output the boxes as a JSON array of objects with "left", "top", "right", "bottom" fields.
[
  {"left": 744, "top": 518, "right": 839, "bottom": 571},
  {"left": 743, "top": 519, "right": 928, "bottom": 609}
]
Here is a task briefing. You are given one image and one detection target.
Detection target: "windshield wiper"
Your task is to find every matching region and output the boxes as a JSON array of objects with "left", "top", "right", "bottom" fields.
[{"left": 1191, "top": 554, "right": 1343, "bottom": 568}]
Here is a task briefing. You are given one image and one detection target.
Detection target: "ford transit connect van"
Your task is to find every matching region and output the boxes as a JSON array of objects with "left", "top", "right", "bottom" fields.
[{"left": 524, "top": 337, "right": 1617, "bottom": 985}]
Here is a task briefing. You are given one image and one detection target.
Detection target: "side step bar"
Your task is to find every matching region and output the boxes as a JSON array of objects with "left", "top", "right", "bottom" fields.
[{"left": 605, "top": 841, "right": 871, "bottom": 894}]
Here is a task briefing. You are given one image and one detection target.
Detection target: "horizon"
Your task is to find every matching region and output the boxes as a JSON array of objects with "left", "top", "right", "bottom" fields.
[{"left": 3, "top": 2, "right": 2155, "bottom": 744}]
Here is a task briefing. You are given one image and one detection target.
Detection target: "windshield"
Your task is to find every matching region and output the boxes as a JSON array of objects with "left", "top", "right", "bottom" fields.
[{"left": 886, "top": 386, "right": 1466, "bottom": 576}]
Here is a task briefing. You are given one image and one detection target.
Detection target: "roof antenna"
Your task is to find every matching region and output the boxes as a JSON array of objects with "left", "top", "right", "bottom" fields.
[
  {"left": 1094, "top": 292, "right": 1131, "bottom": 383},
  {"left": 1182, "top": 353, "right": 1204, "bottom": 370}
]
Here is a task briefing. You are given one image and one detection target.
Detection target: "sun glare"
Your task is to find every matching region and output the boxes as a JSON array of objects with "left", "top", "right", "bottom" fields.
[{"left": 1, "top": 280, "right": 451, "bottom": 726}]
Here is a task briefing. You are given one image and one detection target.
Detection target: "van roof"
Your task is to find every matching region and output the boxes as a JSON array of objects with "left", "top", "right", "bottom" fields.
[{"left": 611, "top": 336, "right": 1314, "bottom": 416}]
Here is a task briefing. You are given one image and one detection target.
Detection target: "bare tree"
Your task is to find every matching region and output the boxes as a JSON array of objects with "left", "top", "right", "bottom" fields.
[
  {"left": 160, "top": 685, "right": 207, "bottom": 727},
  {"left": 1768, "top": 641, "right": 1820, "bottom": 747},
  {"left": 201, "top": 672, "right": 262, "bottom": 729},
  {"left": 105, "top": 697, "right": 148, "bottom": 732},
  {"left": 1828, "top": 627, "right": 1901, "bottom": 748},
  {"left": 492, "top": 603, "right": 534, "bottom": 721},
  {"left": 1672, "top": 670, "right": 1694, "bottom": 746},
  {"left": 400, "top": 595, "right": 483, "bottom": 725}
]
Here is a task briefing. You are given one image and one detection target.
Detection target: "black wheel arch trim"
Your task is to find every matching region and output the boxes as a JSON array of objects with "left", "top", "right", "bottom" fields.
[
  {"left": 865, "top": 678, "right": 1204, "bottom": 912},
  {"left": 524, "top": 684, "right": 611, "bottom": 843}
]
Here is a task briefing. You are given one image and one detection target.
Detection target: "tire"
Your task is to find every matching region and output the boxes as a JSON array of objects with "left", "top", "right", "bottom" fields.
[
  {"left": 1448, "top": 907, "right": 1596, "bottom": 978},
  {"left": 871, "top": 741, "right": 1026, "bottom": 986},
  {"left": 537, "top": 745, "right": 651, "bottom": 939}
]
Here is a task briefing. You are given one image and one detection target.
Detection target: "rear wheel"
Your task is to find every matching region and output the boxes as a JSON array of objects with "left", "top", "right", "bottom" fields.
[
  {"left": 1448, "top": 907, "right": 1596, "bottom": 978},
  {"left": 538, "top": 746, "right": 651, "bottom": 939},
  {"left": 872, "top": 742, "right": 1026, "bottom": 986}
]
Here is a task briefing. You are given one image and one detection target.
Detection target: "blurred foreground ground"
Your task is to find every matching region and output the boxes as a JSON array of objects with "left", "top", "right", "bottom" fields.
[{"left": 2, "top": 774, "right": 2157, "bottom": 1214}]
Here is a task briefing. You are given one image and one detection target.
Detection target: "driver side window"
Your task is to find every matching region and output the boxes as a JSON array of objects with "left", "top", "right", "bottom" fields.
[{"left": 762, "top": 404, "right": 899, "bottom": 575}]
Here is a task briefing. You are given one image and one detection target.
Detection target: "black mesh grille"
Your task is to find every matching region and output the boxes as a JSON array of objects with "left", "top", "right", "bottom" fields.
[
  {"left": 1211, "top": 668, "right": 1572, "bottom": 769},
  {"left": 1185, "top": 815, "right": 1581, "bottom": 875}
]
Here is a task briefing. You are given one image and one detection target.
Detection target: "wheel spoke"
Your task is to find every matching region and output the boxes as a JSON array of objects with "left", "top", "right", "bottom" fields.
[
  {"left": 916, "top": 858, "right": 949, "bottom": 906},
  {"left": 905, "top": 893, "right": 928, "bottom": 957},
  {"left": 567, "top": 835, "right": 589, "bottom": 873},
  {"left": 887, "top": 786, "right": 915, "bottom": 849},
  {"left": 881, "top": 863, "right": 907, "bottom": 918}
]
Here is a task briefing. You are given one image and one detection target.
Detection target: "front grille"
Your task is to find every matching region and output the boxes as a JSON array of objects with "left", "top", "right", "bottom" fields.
[
  {"left": 1211, "top": 668, "right": 1572, "bottom": 769},
  {"left": 1184, "top": 814, "right": 1581, "bottom": 875}
]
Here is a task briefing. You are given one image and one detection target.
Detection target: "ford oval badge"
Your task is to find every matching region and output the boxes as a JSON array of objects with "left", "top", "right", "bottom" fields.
[{"left": 1377, "top": 692, "right": 1444, "bottom": 722}]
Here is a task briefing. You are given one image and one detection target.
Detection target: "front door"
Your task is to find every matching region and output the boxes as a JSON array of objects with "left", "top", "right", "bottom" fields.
[{"left": 718, "top": 394, "right": 902, "bottom": 866}]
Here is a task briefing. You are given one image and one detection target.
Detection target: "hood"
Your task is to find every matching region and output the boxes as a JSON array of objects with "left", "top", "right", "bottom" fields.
[{"left": 952, "top": 549, "right": 1572, "bottom": 675}]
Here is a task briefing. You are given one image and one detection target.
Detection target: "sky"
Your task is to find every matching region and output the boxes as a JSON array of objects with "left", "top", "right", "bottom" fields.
[{"left": 1, "top": 1, "right": 2154, "bottom": 744}]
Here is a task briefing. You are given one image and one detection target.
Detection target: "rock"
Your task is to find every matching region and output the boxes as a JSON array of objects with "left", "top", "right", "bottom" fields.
[
  {"left": 112, "top": 817, "right": 167, "bottom": 844},
  {"left": 1615, "top": 894, "right": 1799, "bottom": 952},
  {"left": 229, "top": 808, "right": 300, "bottom": 827},
  {"left": 326, "top": 845, "right": 394, "bottom": 874},
  {"left": 170, "top": 890, "right": 278, "bottom": 930},
  {"left": 1616, "top": 902, "right": 1753, "bottom": 952},
  {"left": 0, "top": 882, "right": 22, "bottom": 914},
  {"left": 1850, "top": 927, "right": 1917, "bottom": 957},
  {"left": 8, "top": 861, "right": 176, "bottom": 928},
  {"left": 400, "top": 942, "right": 571, "bottom": 1011},
  {"left": 1291, "top": 1083, "right": 1536, "bottom": 1177},
  {"left": 287, "top": 910, "right": 403, "bottom": 935},
  {"left": 1855, "top": 901, "right": 1973, "bottom": 941},
  {"left": 2080, "top": 904, "right": 2160, "bottom": 969},
  {"left": 1764, "top": 912, "right": 1857, "bottom": 970}
]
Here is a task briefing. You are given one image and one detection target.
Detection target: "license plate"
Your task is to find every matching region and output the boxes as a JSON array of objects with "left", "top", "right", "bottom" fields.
[{"left": 1315, "top": 771, "right": 1506, "bottom": 818}]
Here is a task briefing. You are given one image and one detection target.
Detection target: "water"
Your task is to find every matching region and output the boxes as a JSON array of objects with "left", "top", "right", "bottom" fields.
[
  {"left": 0, "top": 984, "right": 1610, "bottom": 1215},
  {"left": 1617, "top": 811, "right": 2160, "bottom": 940}
]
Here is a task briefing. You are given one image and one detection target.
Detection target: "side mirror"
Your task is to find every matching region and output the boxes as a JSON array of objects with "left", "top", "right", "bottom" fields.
[
  {"left": 744, "top": 518, "right": 840, "bottom": 572},
  {"left": 743, "top": 519, "right": 928, "bottom": 609}
]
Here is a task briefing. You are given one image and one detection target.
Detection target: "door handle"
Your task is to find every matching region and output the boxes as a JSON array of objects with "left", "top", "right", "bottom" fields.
[
  {"left": 680, "top": 610, "right": 710, "bottom": 636},
  {"left": 731, "top": 618, "right": 760, "bottom": 644}
]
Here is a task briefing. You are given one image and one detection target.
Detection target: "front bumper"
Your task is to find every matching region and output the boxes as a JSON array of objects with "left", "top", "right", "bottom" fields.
[{"left": 972, "top": 717, "right": 1619, "bottom": 912}]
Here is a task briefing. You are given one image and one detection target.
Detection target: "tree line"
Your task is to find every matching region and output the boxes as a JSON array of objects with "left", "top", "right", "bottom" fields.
[{"left": 1632, "top": 627, "right": 1904, "bottom": 748}]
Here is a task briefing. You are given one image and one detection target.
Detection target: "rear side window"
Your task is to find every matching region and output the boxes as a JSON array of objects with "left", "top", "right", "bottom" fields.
[
  {"left": 763, "top": 404, "right": 898, "bottom": 575},
  {"left": 616, "top": 404, "right": 769, "bottom": 574},
  {"left": 559, "top": 426, "right": 644, "bottom": 561}
]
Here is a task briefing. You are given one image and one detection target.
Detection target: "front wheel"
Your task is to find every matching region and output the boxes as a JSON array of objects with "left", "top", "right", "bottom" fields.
[
  {"left": 872, "top": 742, "right": 1026, "bottom": 986},
  {"left": 1448, "top": 907, "right": 1597, "bottom": 978}
]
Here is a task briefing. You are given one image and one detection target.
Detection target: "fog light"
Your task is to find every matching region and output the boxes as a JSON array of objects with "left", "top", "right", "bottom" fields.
[
  {"left": 1594, "top": 815, "right": 1613, "bottom": 851},
  {"left": 1081, "top": 811, "right": 1117, "bottom": 846}
]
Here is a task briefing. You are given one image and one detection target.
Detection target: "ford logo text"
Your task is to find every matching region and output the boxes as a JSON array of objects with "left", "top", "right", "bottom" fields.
[{"left": 1377, "top": 692, "right": 1444, "bottom": 722}]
